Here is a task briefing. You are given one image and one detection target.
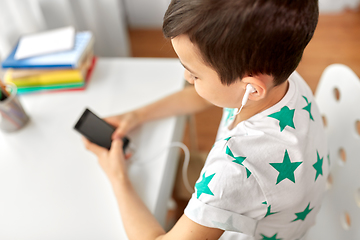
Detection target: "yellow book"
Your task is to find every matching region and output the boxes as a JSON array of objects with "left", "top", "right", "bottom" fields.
[
  {"left": 4, "top": 52, "right": 93, "bottom": 87},
  {"left": 5, "top": 69, "right": 84, "bottom": 87},
  {"left": 6, "top": 68, "right": 69, "bottom": 79}
]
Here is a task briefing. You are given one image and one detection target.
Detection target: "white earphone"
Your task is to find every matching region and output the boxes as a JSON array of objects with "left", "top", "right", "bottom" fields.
[
  {"left": 242, "top": 84, "right": 256, "bottom": 106},
  {"left": 235, "top": 84, "right": 256, "bottom": 115}
]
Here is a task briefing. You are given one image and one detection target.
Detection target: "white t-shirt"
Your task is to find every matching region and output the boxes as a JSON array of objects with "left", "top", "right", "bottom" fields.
[{"left": 184, "top": 72, "right": 329, "bottom": 240}]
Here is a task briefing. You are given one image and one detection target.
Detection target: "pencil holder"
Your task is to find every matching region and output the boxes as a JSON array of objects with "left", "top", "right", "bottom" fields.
[{"left": 0, "top": 83, "right": 29, "bottom": 132}]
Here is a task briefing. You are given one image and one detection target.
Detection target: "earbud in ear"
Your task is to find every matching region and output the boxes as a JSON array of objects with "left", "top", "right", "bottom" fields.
[
  {"left": 235, "top": 84, "right": 256, "bottom": 116},
  {"left": 241, "top": 84, "right": 256, "bottom": 106}
]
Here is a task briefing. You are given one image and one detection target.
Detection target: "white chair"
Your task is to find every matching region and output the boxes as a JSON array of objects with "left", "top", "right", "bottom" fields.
[{"left": 307, "top": 64, "right": 360, "bottom": 239}]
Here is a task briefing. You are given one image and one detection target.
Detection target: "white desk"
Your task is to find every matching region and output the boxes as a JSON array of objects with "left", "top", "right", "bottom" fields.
[{"left": 0, "top": 58, "right": 186, "bottom": 240}]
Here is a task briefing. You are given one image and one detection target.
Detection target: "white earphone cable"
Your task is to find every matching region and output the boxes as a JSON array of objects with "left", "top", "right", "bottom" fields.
[
  {"left": 130, "top": 141, "right": 194, "bottom": 194},
  {"left": 234, "top": 105, "right": 244, "bottom": 116},
  {"left": 235, "top": 84, "right": 256, "bottom": 116}
]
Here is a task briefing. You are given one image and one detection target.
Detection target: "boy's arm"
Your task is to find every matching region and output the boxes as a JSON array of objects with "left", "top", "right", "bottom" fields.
[
  {"left": 111, "top": 173, "right": 224, "bottom": 240},
  {"left": 136, "top": 85, "right": 213, "bottom": 124},
  {"left": 108, "top": 85, "right": 213, "bottom": 139},
  {"left": 83, "top": 138, "right": 224, "bottom": 240}
]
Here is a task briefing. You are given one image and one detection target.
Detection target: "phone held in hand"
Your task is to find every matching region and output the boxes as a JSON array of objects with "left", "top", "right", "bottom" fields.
[{"left": 74, "top": 108, "right": 130, "bottom": 151}]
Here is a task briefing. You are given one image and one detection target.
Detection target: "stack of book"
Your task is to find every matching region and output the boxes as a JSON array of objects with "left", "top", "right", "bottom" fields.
[{"left": 1, "top": 31, "right": 96, "bottom": 95}]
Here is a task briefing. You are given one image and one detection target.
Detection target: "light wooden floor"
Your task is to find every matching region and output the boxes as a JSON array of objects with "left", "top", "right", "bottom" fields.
[{"left": 128, "top": 10, "right": 360, "bottom": 223}]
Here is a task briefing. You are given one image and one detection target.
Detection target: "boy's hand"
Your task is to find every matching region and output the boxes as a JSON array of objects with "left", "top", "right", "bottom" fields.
[
  {"left": 104, "top": 111, "right": 142, "bottom": 140},
  {"left": 82, "top": 137, "right": 132, "bottom": 183}
]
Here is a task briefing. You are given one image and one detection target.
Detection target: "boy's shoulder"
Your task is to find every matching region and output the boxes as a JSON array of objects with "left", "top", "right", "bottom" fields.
[
  {"left": 218, "top": 72, "right": 321, "bottom": 140},
  {"left": 212, "top": 70, "right": 328, "bottom": 194}
]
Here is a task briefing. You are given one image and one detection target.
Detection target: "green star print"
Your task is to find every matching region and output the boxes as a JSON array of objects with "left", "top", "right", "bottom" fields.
[
  {"left": 224, "top": 108, "right": 235, "bottom": 125},
  {"left": 246, "top": 168, "right": 252, "bottom": 178},
  {"left": 226, "top": 146, "right": 246, "bottom": 165},
  {"left": 292, "top": 203, "right": 314, "bottom": 222},
  {"left": 302, "top": 96, "right": 314, "bottom": 121},
  {"left": 268, "top": 106, "right": 295, "bottom": 132},
  {"left": 195, "top": 172, "right": 215, "bottom": 199},
  {"left": 313, "top": 151, "right": 323, "bottom": 181},
  {"left": 260, "top": 233, "right": 282, "bottom": 240},
  {"left": 226, "top": 146, "right": 251, "bottom": 178},
  {"left": 265, "top": 205, "right": 279, "bottom": 217},
  {"left": 270, "top": 150, "right": 302, "bottom": 184}
]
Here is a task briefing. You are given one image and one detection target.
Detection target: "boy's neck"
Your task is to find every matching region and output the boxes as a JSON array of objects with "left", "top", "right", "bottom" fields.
[{"left": 231, "top": 80, "right": 289, "bottom": 127}]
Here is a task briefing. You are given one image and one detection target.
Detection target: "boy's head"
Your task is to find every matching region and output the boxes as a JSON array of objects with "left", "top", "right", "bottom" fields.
[{"left": 163, "top": 0, "right": 319, "bottom": 87}]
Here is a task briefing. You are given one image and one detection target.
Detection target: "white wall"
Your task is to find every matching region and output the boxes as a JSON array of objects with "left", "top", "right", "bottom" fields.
[
  {"left": 319, "top": 0, "right": 360, "bottom": 13},
  {"left": 39, "top": 0, "right": 130, "bottom": 57},
  {"left": 124, "top": 0, "right": 360, "bottom": 28},
  {"left": 123, "top": 0, "right": 170, "bottom": 28},
  {"left": 0, "top": 0, "right": 130, "bottom": 58}
]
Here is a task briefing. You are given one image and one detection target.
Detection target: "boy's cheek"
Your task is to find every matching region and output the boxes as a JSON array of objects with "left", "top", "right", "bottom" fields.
[
  {"left": 184, "top": 70, "right": 194, "bottom": 84},
  {"left": 194, "top": 84, "right": 210, "bottom": 103}
]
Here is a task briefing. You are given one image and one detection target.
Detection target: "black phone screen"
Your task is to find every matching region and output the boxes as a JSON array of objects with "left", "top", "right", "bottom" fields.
[{"left": 74, "top": 108, "right": 129, "bottom": 150}]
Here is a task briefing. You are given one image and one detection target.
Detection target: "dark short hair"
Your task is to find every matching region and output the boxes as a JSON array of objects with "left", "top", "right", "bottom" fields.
[{"left": 163, "top": 0, "right": 319, "bottom": 86}]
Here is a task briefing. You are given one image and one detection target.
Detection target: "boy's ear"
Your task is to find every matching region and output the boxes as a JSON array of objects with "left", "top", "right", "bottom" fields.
[{"left": 242, "top": 76, "right": 268, "bottom": 101}]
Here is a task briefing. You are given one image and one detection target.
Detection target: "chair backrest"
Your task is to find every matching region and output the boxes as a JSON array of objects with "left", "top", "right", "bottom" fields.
[{"left": 307, "top": 64, "right": 360, "bottom": 239}]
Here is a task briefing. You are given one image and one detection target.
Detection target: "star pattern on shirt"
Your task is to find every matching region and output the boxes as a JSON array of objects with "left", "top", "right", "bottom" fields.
[
  {"left": 195, "top": 172, "right": 215, "bottom": 199},
  {"left": 246, "top": 168, "right": 252, "bottom": 178},
  {"left": 268, "top": 106, "right": 296, "bottom": 132},
  {"left": 260, "top": 233, "right": 282, "bottom": 240},
  {"left": 292, "top": 203, "right": 314, "bottom": 222},
  {"left": 212, "top": 215, "right": 240, "bottom": 232},
  {"left": 265, "top": 205, "right": 279, "bottom": 217},
  {"left": 270, "top": 150, "right": 303, "bottom": 184},
  {"left": 302, "top": 96, "right": 314, "bottom": 121},
  {"left": 191, "top": 93, "right": 324, "bottom": 237},
  {"left": 224, "top": 108, "right": 235, "bottom": 125},
  {"left": 313, "top": 151, "right": 324, "bottom": 181},
  {"left": 226, "top": 146, "right": 251, "bottom": 178},
  {"left": 226, "top": 146, "right": 246, "bottom": 165}
]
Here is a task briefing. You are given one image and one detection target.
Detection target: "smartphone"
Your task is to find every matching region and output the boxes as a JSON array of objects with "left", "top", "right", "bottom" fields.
[{"left": 74, "top": 108, "right": 129, "bottom": 151}]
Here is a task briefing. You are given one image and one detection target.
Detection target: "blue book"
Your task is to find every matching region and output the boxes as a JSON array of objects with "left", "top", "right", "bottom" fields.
[{"left": 2, "top": 31, "right": 94, "bottom": 69}]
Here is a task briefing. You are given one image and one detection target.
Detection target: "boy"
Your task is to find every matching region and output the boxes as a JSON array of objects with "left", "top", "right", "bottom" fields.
[{"left": 82, "top": 0, "right": 328, "bottom": 239}]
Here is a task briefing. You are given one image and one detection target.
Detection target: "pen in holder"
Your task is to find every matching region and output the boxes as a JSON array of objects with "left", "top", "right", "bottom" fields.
[{"left": 0, "top": 82, "right": 29, "bottom": 132}]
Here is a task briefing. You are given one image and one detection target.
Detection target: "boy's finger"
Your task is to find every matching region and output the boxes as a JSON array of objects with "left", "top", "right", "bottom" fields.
[
  {"left": 103, "top": 117, "right": 118, "bottom": 126},
  {"left": 112, "top": 127, "right": 125, "bottom": 140},
  {"left": 82, "top": 137, "right": 107, "bottom": 157},
  {"left": 110, "top": 138, "right": 124, "bottom": 155},
  {"left": 125, "top": 153, "right": 133, "bottom": 160}
]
